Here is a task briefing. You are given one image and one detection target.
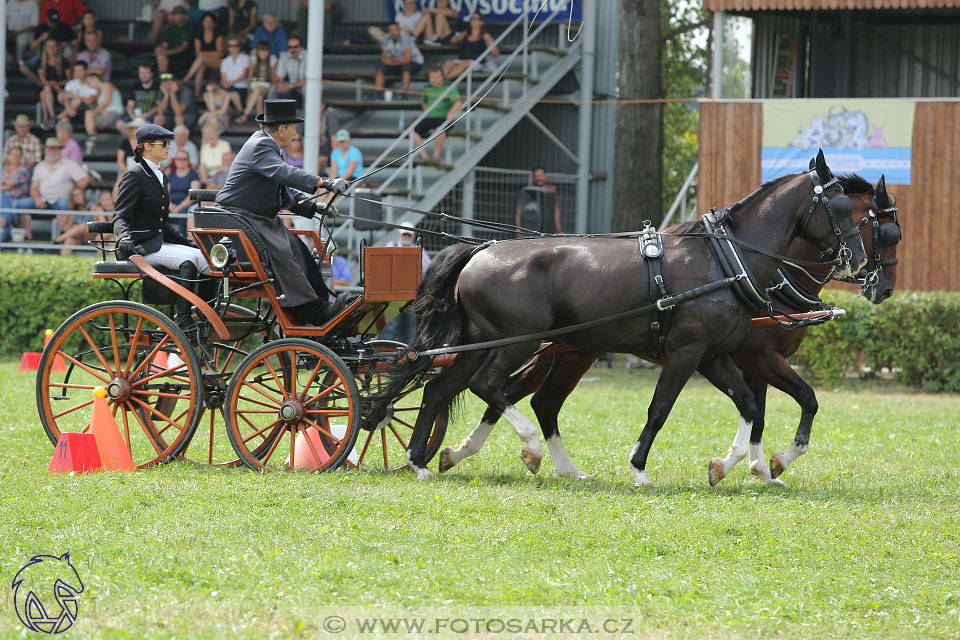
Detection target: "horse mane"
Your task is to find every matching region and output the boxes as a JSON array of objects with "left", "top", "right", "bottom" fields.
[{"left": 835, "top": 173, "right": 874, "bottom": 196}]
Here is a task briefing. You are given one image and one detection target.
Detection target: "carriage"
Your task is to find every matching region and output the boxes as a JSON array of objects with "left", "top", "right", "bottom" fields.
[{"left": 35, "top": 188, "right": 451, "bottom": 473}]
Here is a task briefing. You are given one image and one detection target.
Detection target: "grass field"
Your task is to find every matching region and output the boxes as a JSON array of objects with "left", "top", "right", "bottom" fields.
[{"left": 1, "top": 359, "right": 959, "bottom": 639}]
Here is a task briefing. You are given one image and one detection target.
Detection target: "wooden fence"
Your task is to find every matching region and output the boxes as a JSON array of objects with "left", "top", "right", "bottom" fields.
[{"left": 698, "top": 99, "right": 960, "bottom": 292}]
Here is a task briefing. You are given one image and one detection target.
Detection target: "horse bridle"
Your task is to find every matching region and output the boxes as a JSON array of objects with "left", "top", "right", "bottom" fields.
[
  {"left": 799, "top": 170, "right": 862, "bottom": 276},
  {"left": 836, "top": 198, "right": 900, "bottom": 290}
]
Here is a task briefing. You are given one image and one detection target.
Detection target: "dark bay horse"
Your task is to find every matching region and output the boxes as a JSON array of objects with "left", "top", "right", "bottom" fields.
[
  {"left": 436, "top": 175, "right": 900, "bottom": 485},
  {"left": 380, "top": 153, "right": 869, "bottom": 486}
]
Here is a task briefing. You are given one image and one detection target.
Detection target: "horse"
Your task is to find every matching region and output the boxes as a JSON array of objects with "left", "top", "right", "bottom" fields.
[
  {"left": 435, "top": 174, "right": 900, "bottom": 485},
  {"left": 375, "top": 151, "right": 869, "bottom": 486}
]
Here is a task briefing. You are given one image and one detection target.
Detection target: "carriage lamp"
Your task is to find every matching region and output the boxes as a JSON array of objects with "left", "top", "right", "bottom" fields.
[{"left": 210, "top": 237, "right": 236, "bottom": 271}]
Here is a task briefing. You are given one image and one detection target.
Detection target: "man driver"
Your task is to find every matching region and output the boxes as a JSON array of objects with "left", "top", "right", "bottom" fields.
[{"left": 214, "top": 99, "right": 352, "bottom": 325}]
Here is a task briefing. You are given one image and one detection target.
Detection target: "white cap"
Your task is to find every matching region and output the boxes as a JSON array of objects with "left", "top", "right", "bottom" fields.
[{"left": 398, "top": 220, "right": 416, "bottom": 235}]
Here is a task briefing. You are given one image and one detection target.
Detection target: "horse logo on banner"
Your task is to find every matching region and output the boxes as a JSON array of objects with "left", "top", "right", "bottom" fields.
[{"left": 12, "top": 553, "right": 85, "bottom": 634}]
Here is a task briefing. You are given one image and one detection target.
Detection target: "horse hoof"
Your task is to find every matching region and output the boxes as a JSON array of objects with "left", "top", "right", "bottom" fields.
[
  {"left": 708, "top": 458, "right": 725, "bottom": 486},
  {"left": 438, "top": 447, "right": 454, "bottom": 473},
  {"left": 631, "top": 467, "right": 653, "bottom": 489},
  {"left": 520, "top": 449, "right": 542, "bottom": 474},
  {"left": 410, "top": 465, "right": 432, "bottom": 481},
  {"left": 769, "top": 452, "right": 787, "bottom": 479},
  {"left": 559, "top": 469, "right": 594, "bottom": 481}
]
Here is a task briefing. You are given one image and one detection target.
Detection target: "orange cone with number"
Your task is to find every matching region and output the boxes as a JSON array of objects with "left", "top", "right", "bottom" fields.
[
  {"left": 44, "top": 328, "right": 66, "bottom": 372},
  {"left": 89, "top": 387, "right": 135, "bottom": 472}
]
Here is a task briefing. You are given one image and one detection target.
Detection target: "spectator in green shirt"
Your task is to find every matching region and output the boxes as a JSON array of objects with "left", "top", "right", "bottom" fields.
[
  {"left": 154, "top": 6, "right": 193, "bottom": 77},
  {"left": 414, "top": 66, "right": 461, "bottom": 162}
]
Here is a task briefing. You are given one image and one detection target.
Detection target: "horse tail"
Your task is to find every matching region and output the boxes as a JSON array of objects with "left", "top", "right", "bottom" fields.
[{"left": 363, "top": 243, "right": 477, "bottom": 426}]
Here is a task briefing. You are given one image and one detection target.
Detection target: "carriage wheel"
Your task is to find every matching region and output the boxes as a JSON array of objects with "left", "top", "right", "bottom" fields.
[
  {"left": 173, "top": 304, "right": 279, "bottom": 466},
  {"left": 36, "top": 301, "right": 204, "bottom": 469},
  {"left": 351, "top": 345, "right": 448, "bottom": 471},
  {"left": 224, "top": 339, "right": 360, "bottom": 472}
]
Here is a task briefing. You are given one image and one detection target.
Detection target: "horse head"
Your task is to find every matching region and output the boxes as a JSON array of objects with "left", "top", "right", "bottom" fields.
[
  {"left": 797, "top": 150, "right": 869, "bottom": 277},
  {"left": 862, "top": 175, "right": 900, "bottom": 303}
]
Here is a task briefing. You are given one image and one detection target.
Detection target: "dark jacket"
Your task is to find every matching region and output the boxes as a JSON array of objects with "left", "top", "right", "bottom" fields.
[{"left": 113, "top": 159, "right": 191, "bottom": 258}]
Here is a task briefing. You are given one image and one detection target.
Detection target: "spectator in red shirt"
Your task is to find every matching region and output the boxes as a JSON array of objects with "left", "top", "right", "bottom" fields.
[{"left": 40, "top": 0, "right": 89, "bottom": 27}]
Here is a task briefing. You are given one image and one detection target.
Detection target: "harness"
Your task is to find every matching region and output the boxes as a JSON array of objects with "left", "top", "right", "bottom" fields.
[
  {"left": 834, "top": 200, "right": 901, "bottom": 291},
  {"left": 640, "top": 221, "right": 670, "bottom": 355}
]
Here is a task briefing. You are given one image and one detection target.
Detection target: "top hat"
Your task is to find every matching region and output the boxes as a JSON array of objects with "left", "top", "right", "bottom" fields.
[{"left": 256, "top": 99, "right": 304, "bottom": 124}]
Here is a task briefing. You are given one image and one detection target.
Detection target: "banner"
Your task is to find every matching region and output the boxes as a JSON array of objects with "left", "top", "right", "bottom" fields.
[
  {"left": 761, "top": 99, "right": 915, "bottom": 184},
  {"left": 386, "top": 0, "right": 580, "bottom": 23}
]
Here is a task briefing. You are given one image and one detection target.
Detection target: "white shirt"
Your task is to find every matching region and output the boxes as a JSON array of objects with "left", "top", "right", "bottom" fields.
[
  {"left": 143, "top": 157, "right": 166, "bottom": 185},
  {"left": 64, "top": 78, "right": 98, "bottom": 101},
  {"left": 220, "top": 53, "right": 250, "bottom": 88},
  {"left": 396, "top": 11, "right": 422, "bottom": 34},
  {"left": 7, "top": 0, "right": 38, "bottom": 33}
]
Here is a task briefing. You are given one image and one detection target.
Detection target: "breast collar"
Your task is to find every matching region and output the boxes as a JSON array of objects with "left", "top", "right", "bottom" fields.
[{"left": 702, "top": 209, "right": 770, "bottom": 312}]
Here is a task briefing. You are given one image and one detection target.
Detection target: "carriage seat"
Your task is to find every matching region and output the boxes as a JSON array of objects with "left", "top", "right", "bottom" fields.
[
  {"left": 192, "top": 206, "right": 273, "bottom": 277},
  {"left": 93, "top": 260, "right": 139, "bottom": 274}
]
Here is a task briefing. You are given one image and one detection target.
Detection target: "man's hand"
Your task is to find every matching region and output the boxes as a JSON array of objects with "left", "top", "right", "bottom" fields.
[
  {"left": 318, "top": 177, "right": 348, "bottom": 194},
  {"left": 276, "top": 82, "right": 289, "bottom": 93},
  {"left": 116, "top": 236, "right": 140, "bottom": 260}
]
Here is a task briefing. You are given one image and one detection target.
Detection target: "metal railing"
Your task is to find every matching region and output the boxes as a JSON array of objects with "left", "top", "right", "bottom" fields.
[{"left": 660, "top": 162, "right": 699, "bottom": 229}]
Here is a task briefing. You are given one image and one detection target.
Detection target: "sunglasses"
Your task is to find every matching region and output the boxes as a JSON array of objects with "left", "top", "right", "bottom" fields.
[
  {"left": 228, "top": 43, "right": 240, "bottom": 48},
  {"left": 147, "top": 140, "right": 171, "bottom": 147}
]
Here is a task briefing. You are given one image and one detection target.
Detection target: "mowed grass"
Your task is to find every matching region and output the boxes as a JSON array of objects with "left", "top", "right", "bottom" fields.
[{"left": 1, "top": 359, "right": 959, "bottom": 639}]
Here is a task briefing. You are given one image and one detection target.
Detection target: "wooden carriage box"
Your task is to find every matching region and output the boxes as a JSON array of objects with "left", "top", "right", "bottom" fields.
[{"left": 363, "top": 246, "right": 423, "bottom": 301}]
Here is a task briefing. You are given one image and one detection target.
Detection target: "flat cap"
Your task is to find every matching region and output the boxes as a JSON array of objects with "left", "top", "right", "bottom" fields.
[{"left": 136, "top": 124, "right": 175, "bottom": 144}]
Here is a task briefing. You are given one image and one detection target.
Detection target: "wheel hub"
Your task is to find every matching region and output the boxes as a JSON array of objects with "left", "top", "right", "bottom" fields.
[
  {"left": 106, "top": 378, "right": 132, "bottom": 402},
  {"left": 279, "top": 399, "right": 304, "bottom": 424}
]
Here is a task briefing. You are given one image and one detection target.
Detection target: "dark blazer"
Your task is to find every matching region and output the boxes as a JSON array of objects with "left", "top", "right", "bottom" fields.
[{"left": 113, "top": 159, "right": 191, "bottom": 257}]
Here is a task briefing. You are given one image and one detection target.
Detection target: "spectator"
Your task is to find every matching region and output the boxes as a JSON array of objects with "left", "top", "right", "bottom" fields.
[
  {"left": 150, "top": 0, "right": 189, "bottom": 44},
  {"left": 72, "top": 10, "right": 99, "bottom": 52},
  {"left": 206, "top": 150, "right": 234, "bottom": 188},
  {"left": 419, "top": 0, "right": 458, "bottom": 46},
  {"left": 75, "top": 30, "right": 110, "bottom": 81},
  {"left": 329, "top": 129, "right": 362, "bottom": 180},
  {"left": 369, "top": 0, "right": 423, "bottom": 44},
  {"left": 4, "top": 114, "right": 43, "bottom": 167},
  {"left": 514, "top": 166, "right": 562, "bottom": 233},
  {"left": 55, "top": 185, "right": 92, "bottom": 254},
  {"left": 220, "top": 35, "right": 249, "bottom": 110},
  {"left": 55, "top": 120, "right": 83, "bottom": 164},
  {"left": 198, "top": 0, "right": 229, "bottom": 25},
  {"left": 116, "top": 64, "right": 160, "bottom": 134},
  {"left": 283, "top": 131, "right": 304, "bottom": 169},
  {"left": 330, "top": 249, "right": 351, "bottom": 287},
  {"left": 166, "top": 124, "right": 199, "bottom": 169},
  {"left": 374, "top": 23, "right": 423, "bottom": 96},
  {"left": 154, "top": 6, "right": 193, "bottom": 76},
  {"left": 414, "top": 66, "right": 460, "bottom": 162},
  {"left": 30, "top": 137, "right": 90, "bottom": 213},
  {"left": 198, "top": 82, "right": 233, "bottom": 134},
  {"left": 443, "top": 13, "right": 498, "bottom": 81},
  {"left": 7, "top": 0, "right": 40, "bottom": 63},
  {"left": 39, "top": 0, "right": 89, "bottom": 27},
  {"left": 83, "top": 73, "right": 123, "bottom": 152},
  {"left": 295, "top": 0, "right": 340, "bottom": 46},
  {"left": 168, "top": 149, "right": 201, "bottom": 234},
  {"left": 234, "top": 41, "right": 274, "bottom": 124},
  {"left": 88, "top": 189, "right": 114, "bottom": 215},
  {"left": 35, "top": 39, "right": 69, "bottom": 128},
  {"left": 116, "top": 118, "right": 144, "bottom": 177},
  {"left": 198, "top": 124, "right": 231, "bottom": 185},
  {"left": 269, "top": 36, "right": 307, "bottom": 101},
  {"left": 57, "top": 60, "right": 98, "bottom": 126},
  {"left": 183, "top": 12, "right": 224, "bottom": 97},
  {"left": 316, "top": 100, "right": 339, "bottom": 172},
  {"left": 20, "top": 10, "right": 75, "bottom": 88},
  {"left": 154, "top": 72, "right": 197, "bottom": 130},
  {"left": 1, "top": 146, "right": 36, "bottom": 242},
  {"left": 228, "top": 0, "right": 259, "bottom": 46},
  {"left": 250, "top": 13, "right": 287, "bottom": 57}
]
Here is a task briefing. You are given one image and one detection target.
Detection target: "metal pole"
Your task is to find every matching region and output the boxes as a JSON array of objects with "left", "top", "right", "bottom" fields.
[
  {"left": 460, "top": 169, "right": 475, "bottom": 238},
  {"left": 712, "top": 11, "right": 725, "bottom": 98},
  {"left": 304, "top": 0, "right": 325, "bottom": 177},
  {"left": 0, "top": 5, "right": 6, "bottom": 138},
  {"left": 574, "top": 0, "right": 596, "bottom": 234}
]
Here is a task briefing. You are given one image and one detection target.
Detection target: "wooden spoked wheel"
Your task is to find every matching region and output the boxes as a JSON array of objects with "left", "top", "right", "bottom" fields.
[
  {"left": 173, "top": 305, "right": 278, "bottom": 466},
  {"left": 224, "top": 339, "right": 360, "bottom": 472},
  {"left": 36, "top": 301, "right": 203, "bottom": 468},
  {"left": 352, "top": 347, "right": 448, "bottom": 471}
]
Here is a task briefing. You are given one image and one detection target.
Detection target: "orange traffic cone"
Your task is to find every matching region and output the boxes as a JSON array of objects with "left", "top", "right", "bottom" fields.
[
  {"left": 88, "top": 387, "right": 135, "bottom": 472},
  {"left": 48, "top": 432, "right": 102, "bottom": 473},
  {"left": 44, "top": 328, "right": 66, "bottom": 372},
  {"left": 288, "top": 426, "right": 332, "bottom": 469}
]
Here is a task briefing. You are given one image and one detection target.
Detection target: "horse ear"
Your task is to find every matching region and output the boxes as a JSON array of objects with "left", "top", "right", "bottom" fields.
[
  {"left": 808, "top": 156, "right": 816, "bottom": 171},
  {"left": 814, "top": 149, "right": 831, "bottom": 183},
  {"left": 876, "top": 175, "right": 890, "bottom": 207}
]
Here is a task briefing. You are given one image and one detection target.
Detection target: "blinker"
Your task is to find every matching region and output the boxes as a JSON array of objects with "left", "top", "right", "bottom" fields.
[
  {"left": 878, "top": 222, "right": 901, "bottom": 246},
  {"left": 829, "top": 193, "right": 853, "bottom": 218}
]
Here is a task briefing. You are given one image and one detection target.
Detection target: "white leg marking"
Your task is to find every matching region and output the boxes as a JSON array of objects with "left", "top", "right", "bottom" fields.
[
  {"left": 501, "top": 406, "right": 542, "bottom": 458},
  {"left": 406, "top": 449, "right": 432, "bottom": 481},
  {"left": 546, "top": 434, "right": 592, "bottom": 480},
  {"left": 749, "top": 442, "right": 785, "bottom": 487},
  {"left": 709, "top": 416, "right": 751, "bottom": 485},
  {"left": 771, "top": 443, "right": 809, "bottom": 475},
  {"left": 444, "top": 419, "right": 496, "bottom": 467},
  {"left": 629, "top": 441, "right": 653, "bottom": 488}
]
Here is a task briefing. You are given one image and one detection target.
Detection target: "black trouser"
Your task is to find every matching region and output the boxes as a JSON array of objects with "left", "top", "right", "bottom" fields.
[{"left": 288, "top": 234, "right": 334, "bottom": 324}]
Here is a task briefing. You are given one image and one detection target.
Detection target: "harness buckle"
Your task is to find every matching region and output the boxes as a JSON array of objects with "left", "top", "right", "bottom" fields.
[{"left": 656, "top": 297, "right": 675, "bottom": 311}]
